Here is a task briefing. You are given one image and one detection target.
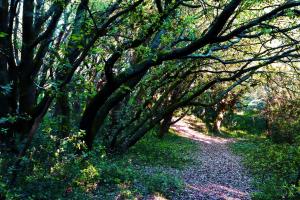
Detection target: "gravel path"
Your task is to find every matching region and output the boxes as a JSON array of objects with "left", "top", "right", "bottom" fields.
[{"left": 168, "top": 117, "right": 254, "bottom": 200}]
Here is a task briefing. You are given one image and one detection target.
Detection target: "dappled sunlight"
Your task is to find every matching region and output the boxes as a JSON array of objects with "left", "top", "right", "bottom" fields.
[
  {"left": 1, "top": 0, "right": 298, "bottom": 198},
  {"left": 147, "top": 194, "right": 168, "bottom": 200},
  {"left": 187, "top": 183, "right": 250, "bottom": 200},
  {"left": 171, "top": 116, "right": 235, "bottom": 144},
  {"left": 170, "top": 116, "right": 253, "bottom": 200}
]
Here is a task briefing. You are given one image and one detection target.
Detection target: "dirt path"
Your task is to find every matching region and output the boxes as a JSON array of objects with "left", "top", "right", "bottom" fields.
[{"left": 170, "top": 116, "right": 253, "bottom": 200}]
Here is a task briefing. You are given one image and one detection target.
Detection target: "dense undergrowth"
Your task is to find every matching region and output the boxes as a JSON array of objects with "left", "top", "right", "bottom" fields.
[
  {"left": 0, "top": 128, "right": 197, "bottom": 199},
  {"left": 221, "top": 110, "right": 266, "bottom": 138},
  {"left": 227, "top": 111, "right": 300, "bottom": 200}
]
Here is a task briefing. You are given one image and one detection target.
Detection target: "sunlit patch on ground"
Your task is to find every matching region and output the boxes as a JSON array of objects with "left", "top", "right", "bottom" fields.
[
  {"left": 146, "top": 193, "right": 169, "bottom": 200},
  {"left": 169, "top": 116, "right": 253, "bottom": 200},
  {"left": 171, "top": 116, "right": 235, "bottom": 144}
]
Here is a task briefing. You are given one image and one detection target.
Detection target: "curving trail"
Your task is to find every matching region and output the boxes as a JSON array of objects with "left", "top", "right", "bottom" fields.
[{"left": 170, "top": 116, "right": 254, "bottom": 200}]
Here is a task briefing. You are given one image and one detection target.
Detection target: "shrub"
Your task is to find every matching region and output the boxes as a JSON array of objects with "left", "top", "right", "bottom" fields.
[
  {"left": 266, "top": 99, "right": 300, "bottom": 144},
  {"left": 0, "top": 128, "right": 191, "bottom": 199}
]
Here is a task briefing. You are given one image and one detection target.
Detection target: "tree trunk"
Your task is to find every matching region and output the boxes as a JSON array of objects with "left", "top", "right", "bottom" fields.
[
  {"left": 81, "top": 74, "right": 144, "bottom": 149},
  {"left": 54, "top": 90, "right": 70, "bottom": 138},
  {"left": 158, "top": 112, "right": 173, "bottom": 138},
  {"left": 105, "top": 100, "right": 123, "bottom": 151},
  {"left": 18, "top": 0, "right": 35, "bottom": 134},
  {"left": 0, "top": 0, "right": 10, "bottom": 118},
  {"left": 212, "top": 110, "right": 225, "bottom": 135}
]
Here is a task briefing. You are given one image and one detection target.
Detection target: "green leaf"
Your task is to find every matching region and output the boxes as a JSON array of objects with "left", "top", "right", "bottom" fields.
[{"left": 0, "top": 32, "right": 8, "bottom": 38}]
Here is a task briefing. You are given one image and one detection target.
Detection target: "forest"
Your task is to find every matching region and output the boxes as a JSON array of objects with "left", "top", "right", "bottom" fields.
[{"left": 0, "top": 0, "right": 300, "bottom": 199}]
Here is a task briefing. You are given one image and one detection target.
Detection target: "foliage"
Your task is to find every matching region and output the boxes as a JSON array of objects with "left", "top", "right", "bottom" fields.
[
  {"left": 225, "top": 86, "right": 300, "bottom": 199},
  {"left": 143, "top": 172, "right": 184, "bottom": 196},
  {"left": 0, "top": 126, "right": 192, "bottom": 199},
  {"left": 1, "top": 0, "right": 300, "bottom": 199},
  {"left": 124, "top": 129, "right": 198, "bottom": 168},
  {"left": 222, "top": 110, "right": 266, "bottom": 138},
  {"left": 2, "top": 0, "right": 300, "bottom": 154},
  {"left": 267, "top": 99, "right": 300, "bottom": 144},
  {"left": 232, "top": 139, "right": 300, "bottom": 200}
]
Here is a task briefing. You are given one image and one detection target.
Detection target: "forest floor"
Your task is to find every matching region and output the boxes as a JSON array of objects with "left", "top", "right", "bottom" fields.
[{"left": 165, "top": 116, "right": 254, "bottom": 200}]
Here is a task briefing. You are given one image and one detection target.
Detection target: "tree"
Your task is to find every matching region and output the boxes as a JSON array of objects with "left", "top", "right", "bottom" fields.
[
  {"left": 79, "top": 0, "right": 300, "bottom": 149},
  {"left": 0, "top": 0, "right": 299, "bottom": 155}
]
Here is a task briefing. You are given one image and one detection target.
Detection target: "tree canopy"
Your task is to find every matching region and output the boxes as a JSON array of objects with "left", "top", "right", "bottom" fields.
[{"left": 0, "top": 0, "right": 300, "bottom": 199}]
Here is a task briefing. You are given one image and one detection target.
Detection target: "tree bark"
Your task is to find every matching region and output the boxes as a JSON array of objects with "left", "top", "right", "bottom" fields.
[
  {"left": 54, "top": 90, "right": 70, "bottom": 138},
  {"left": 83, "top": 75, "right": 143, "bottom": 149},
  {"left": 158, "top": 112, "right": 173, "bottom": 138},
  {"left": 0, "top": 0, "right": 10, "bottom": 118},
  {"left": 212, "top": 110, "right": 225, "bottom": 135}
]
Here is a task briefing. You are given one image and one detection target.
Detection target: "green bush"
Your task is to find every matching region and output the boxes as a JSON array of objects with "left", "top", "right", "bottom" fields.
[
  {"left": 270, "top": 118, "right": 300, "bottom": 144},
  {"left": 267, "top": 99, "right": 300, "bottom": 144},
  {"left": 0, "top": 128, "right": 194, "bottom": 199},
  {"left": 222, "top": 110, "right": 266, "bottom": 138}
]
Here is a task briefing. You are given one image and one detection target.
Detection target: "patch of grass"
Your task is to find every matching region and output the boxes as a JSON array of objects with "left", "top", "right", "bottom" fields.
[
  {"left": 96, "top": 129, "right": 197, "bottom": 199},
  {"left": 231, "top": 139, "right": 300, "bottom": 200},
  {"left": 124, "top": 129, "right": 199, "bottom": 168},
  {"left": 93, "top": 158, "right": 184, "bottom": 200},
  {"left": 142, "top": 172, "right": 184, "bottom": 197},
  {"left": 225, "top": 111, "right": 300, "bottom": 199}
]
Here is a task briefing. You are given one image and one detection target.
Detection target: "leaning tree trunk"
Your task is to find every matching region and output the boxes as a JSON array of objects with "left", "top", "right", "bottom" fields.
[
  {"left": 81, "top": 73, "right": 145, "bottom": 149},
  {"left": 158, "top": 87, "right": 181, "bottom": 138},
  {"left": 158, "top": 111, "right": 173, "bottom": 138},
  {"left": 212, "top": 92, "right": 240, "bottom": 135}
]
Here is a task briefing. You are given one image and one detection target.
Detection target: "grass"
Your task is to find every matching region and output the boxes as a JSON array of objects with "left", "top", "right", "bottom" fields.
[
  {"left": 0, "top": 128, "right": 198, "bottom": 200},
  {"left": 225, "top": 111, "right": 300, "bottom": 200},
  {"left": 96, "top": 128, "right": 199, "bottom": 199},
  {"left": 231, "top": 139, "right": 300, "bottom": 200},
  {"left": 123, "top": 129, "right": 198, "bottom": 168}
]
